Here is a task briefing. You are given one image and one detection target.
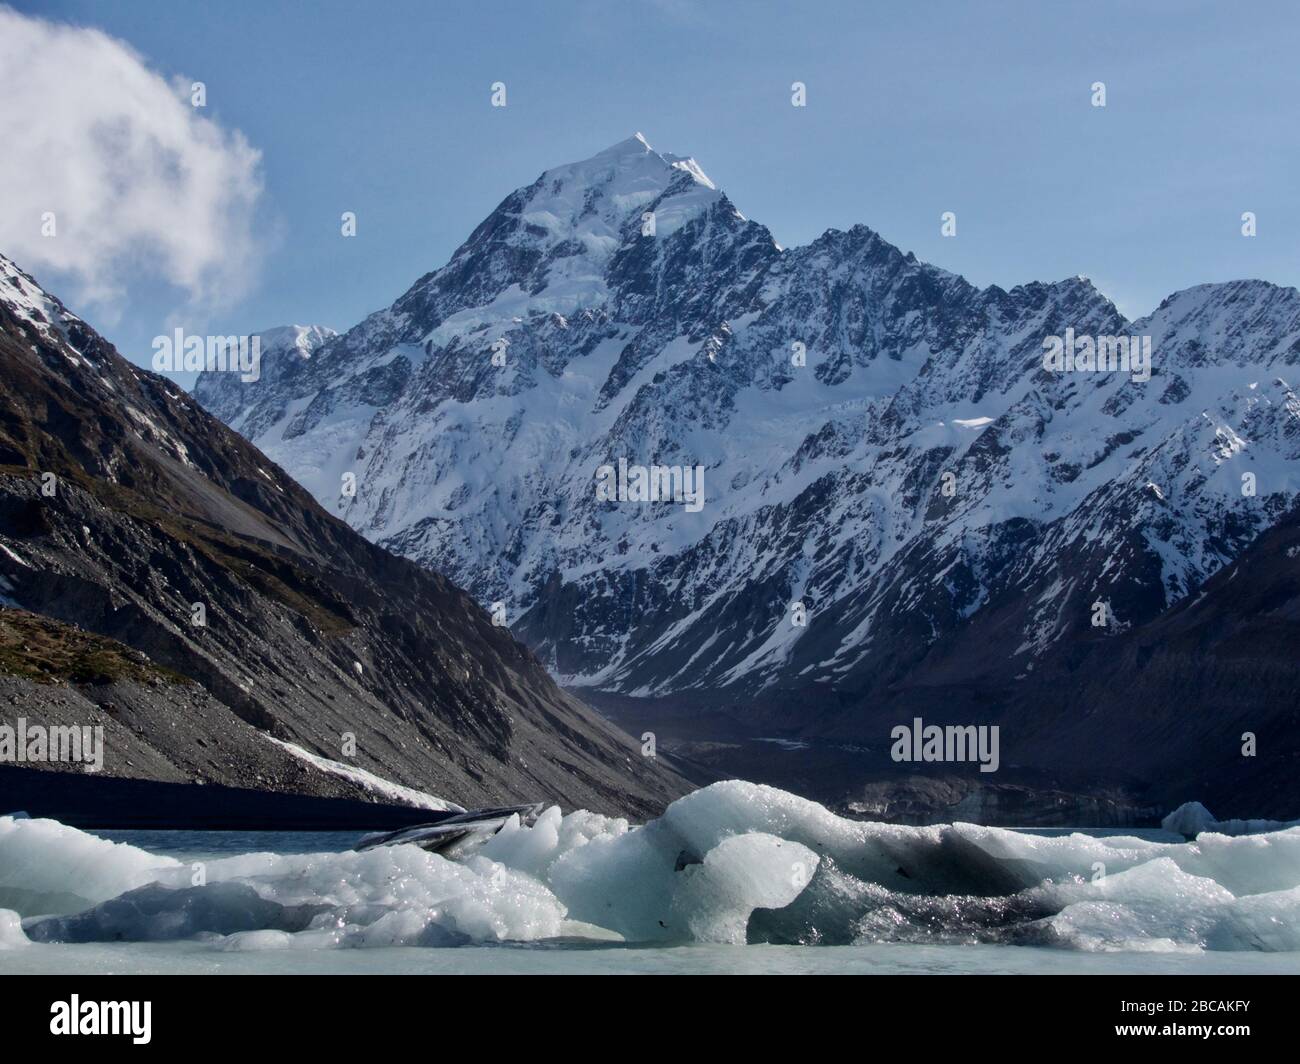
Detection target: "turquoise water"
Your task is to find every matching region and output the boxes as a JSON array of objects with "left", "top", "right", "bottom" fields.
[{"left": 5, "top": 939, "right": 1298, "bottom": 975}]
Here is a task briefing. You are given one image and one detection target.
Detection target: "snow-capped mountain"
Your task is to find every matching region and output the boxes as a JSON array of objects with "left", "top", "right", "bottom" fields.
[
  {"left": 196, "top": 323, "right": 336, "bottom": 429},
  {"left": 195, "top": 133, "right": 1300, "bottom": 729}
]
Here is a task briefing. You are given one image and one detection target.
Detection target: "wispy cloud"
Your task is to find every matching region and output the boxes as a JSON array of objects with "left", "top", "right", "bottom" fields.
[{"left": 0, "top": 6, "right": 266, "bottom": 313}]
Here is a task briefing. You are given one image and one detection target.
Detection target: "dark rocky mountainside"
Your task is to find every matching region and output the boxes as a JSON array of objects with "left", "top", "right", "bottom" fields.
[
  {"left": 0, "top": 253, "right": 691, "bottom": 818},
  {"left": 992, "top": 501, "right": 1300, "bottom": 818}
]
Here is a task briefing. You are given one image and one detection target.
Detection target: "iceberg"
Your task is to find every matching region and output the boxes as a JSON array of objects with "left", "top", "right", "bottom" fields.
[
  {"left": 1162, "top": 801, "right": 1300, "bottom": 839},
  {"left": 3, "top": 782, "right": 1299, "bottom": 953}
]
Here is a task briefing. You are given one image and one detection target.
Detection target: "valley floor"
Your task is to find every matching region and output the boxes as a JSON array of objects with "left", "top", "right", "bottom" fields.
[{"left": 588, "top": 693, "right": 1159, "bottom": 827}]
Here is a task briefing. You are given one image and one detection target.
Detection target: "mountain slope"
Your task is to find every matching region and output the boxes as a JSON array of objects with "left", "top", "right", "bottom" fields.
[
  {"left": 0, "top": 252, "right": 690, "bottom": 817},
  {"left": 1007, "top": 498, "right": 1300, "bottom": 812},
  {"left": 194, "top": 134, "right": 1300, "bottom": 740}
]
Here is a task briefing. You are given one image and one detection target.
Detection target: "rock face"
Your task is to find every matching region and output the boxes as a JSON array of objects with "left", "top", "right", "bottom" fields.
[
  {"left": 193, "top": 324, "right": 336, "bottom": 429},
  {"left": 193, "top": 134, "right": 1300, "bottom": 818},
  {"left": 0, "top": 252, "right": 691, "bottom": 818},
  {"left": 995, "top": 501, "right": 1300, "bottom": 819}
]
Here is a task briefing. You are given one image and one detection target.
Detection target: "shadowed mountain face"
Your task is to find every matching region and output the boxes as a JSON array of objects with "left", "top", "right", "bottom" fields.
[
  {"left": 0, "top": 253, "right": 691, "bottom": 818},
  {"left": 993, "top": 502, "right": 1300, "bottom": 818}
]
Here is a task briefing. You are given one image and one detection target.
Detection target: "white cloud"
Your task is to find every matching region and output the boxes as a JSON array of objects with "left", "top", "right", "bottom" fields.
[{"left": 0, "top": 6, "right": 266, "bottom": 310}]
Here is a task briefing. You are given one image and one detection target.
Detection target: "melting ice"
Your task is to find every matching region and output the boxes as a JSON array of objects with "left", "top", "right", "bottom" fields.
[{"left": 1, "top": 781, "right": 1298, "bottom": 954}]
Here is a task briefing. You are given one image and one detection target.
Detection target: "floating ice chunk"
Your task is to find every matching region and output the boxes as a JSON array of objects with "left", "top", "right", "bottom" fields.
[
  {"left": 669, "top": 833, "right": 818, "bottom": 944},
  {"left": 22, "top": 844, "right": 572, "bottom": 947},
  {"left": 661, "top": 780, "right": 865, "bottom": 857},
  {"left": 476, "top": 805, "right": 564, "bottom": 878},
  {"left": 10, "top": 783, "right": 1300, "bottom": 953},
  {"left": 214, "top": 930, "right": 293, "bottom": 952},
  {"left": 0, "top": 815, "right": 177, "bottom": 917},
  {"left": 545, "top": 790, "right": 819, "bottom": 943},
  {"left": 547, "top": 817, "right": 681, "bottom": 941},
  {"left": 23, "top": 882, "right": 329, "bottom": 943},
  {"left": 1162, "top": 801, "right": 1300, "bottom": 838},
  {"left": 1162, "top": 802, "right": 1219, "bottom": 837},
  {"left": 1174, "top": 827, "right": 1300, "bottom": 897},
  {"left": 343, "top": 909, "right": 469, "bottom": 948},
  {"left": 1046, "top": 858, "right": 1300, "bottom": 952},
  {"left": 0, "top": 908, "right": 29, "bottom": 948}
]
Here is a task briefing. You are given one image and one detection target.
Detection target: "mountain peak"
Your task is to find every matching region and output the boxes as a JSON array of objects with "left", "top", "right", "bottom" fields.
[
  {"left": 0, "top": 252, "right": 83, "bottom": 344},
  {"left": 590, "top": 132, "right": 656, "bottom": 160},
  {"left": 254, "top": 324, "right": 338, "bottom": 358},
  {"left": 469, "top": 133, "right": 726, "bottom": 277},
  {"left": 547, "top": 133, "right": 718, "bottom": 196}
]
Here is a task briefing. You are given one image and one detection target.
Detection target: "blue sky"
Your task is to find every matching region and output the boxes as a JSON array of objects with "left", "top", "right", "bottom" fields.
[{"left": 11, "top": 0, "right": 1300, "bottom": 378}]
